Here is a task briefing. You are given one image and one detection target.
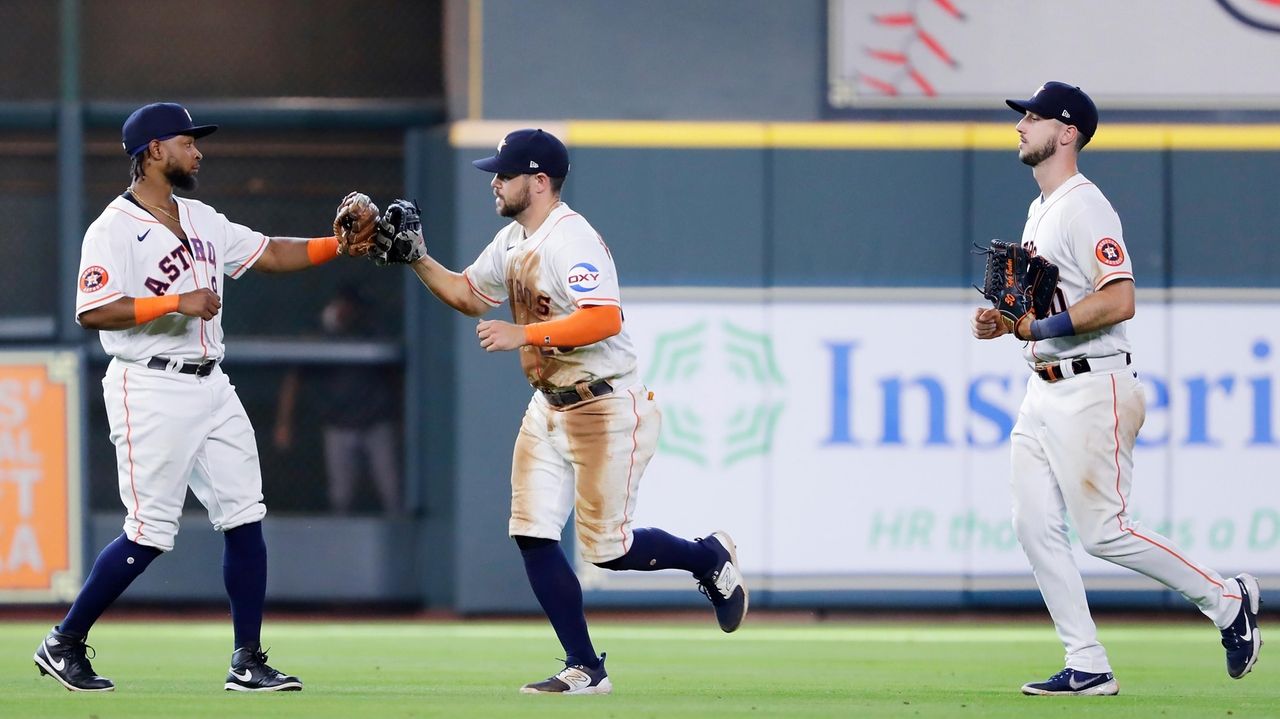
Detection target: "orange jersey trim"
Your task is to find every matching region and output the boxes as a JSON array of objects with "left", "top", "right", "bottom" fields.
[
  {"left": 228, "top": 235, "right": 270, "bottom": 278},
  {"left": 1095, "top": 271, "right": 1134, "bottom": 290},
  {"left": 76, "top": 291, "right": 124, "bottom": 314},
  {"left": 463, "top": 269, "right": 502, "bottom": 306}
]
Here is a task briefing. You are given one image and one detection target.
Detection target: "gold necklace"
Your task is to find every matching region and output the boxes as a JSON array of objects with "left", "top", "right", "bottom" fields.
[{"left": 129, "top": 191, "right": 181, "bottom": 225}]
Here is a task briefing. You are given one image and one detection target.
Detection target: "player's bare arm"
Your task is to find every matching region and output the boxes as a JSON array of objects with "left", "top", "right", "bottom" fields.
[
  {"left": 409, "top": 254, "right": 491, "bottom": 317},
  {"left": 1048, "top": 278, "right": 1134, "bottom": 334},
  {"left": 252, "top": 237, "right": 340, "bottom": 273},
  {"left": 78, "top": 288, "right": 221, "bottom": 330}
]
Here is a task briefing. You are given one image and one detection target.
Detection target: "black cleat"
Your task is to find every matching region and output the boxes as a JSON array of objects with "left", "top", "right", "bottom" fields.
[
  {"left": 33, "top": 627, "right": 115, "bottom": 692},
  {"left": 1222, "top": 573, "right": 1263, "bottom": 679},
  {"left": 224, "top": 644, "right": 303, "bottom": 692},
  {"left": 1021, "top": 667, "right": 1119, "bottom": 696},
  {"left": 520, "top": 653, "right": 612, "bottom": 695},
  {"left": 695, "top": 531, "right": 749, "bottom": 632}
]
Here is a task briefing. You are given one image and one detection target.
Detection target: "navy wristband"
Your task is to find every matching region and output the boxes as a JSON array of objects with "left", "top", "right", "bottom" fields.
[{"left": 1030, "top": 312, "right": 1075, "bottom": 340}]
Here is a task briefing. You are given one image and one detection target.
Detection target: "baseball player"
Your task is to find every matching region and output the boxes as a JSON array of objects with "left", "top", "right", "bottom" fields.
[
  {"left": 33, "top": 102, "right": 347, "bottom": 692},
  {"left": 973, "top": 82, "right": 1262, "bottom": 695},
  {"left": 347, "top": 128, "right": 747, "bottom": 694}
]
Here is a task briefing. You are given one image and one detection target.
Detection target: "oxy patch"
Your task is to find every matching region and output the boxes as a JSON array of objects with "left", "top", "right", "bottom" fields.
[{"left": 567, "top": 262, "right": 601, "bottom": 293}]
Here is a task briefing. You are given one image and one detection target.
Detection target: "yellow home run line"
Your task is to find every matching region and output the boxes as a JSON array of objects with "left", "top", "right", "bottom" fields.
[{"left": 451, "top": 120, "right": 1280, "bottom": 151}]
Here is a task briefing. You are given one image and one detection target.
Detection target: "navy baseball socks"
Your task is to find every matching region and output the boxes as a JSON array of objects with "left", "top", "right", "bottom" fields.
[
  {"left": 223, "top": 522, "right": 267, "bottom": 648},
  {"left": 34, "top": 534, "right": 161, "bottom": 691},
  {"left": 221, "top": 522, "right": 301, "bottom": 691},
  {"left": 516, "top": 537, "right": 603, "bottom": 673},
  {"left": 595, "top": 527, "right": 748, "bottom": 632},
  {"left": 60, "top": 534, "right": 162, "bottom": 636}
]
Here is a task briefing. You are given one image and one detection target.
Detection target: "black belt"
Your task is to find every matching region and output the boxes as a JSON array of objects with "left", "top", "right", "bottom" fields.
[
  {"left": 147, "top": 356, "right": 218, "bottom": 377},
  {"left": 1035, "top": 353, "right": 1130, "bottom": 382},
  {"left": 541, "top": 380, "right": 613, "bottom": 408}
]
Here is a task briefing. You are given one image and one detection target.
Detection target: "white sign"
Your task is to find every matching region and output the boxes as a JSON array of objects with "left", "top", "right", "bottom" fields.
[{"left": 582, "top": 302, "right": 1280, "bottom": 591}]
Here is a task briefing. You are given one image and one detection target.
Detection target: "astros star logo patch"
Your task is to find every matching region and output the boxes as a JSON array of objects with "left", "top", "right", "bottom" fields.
[
  {"left": 80, "top": 265, "right": 109, "bottom": 292},
  {"left": 1095, "top": 238, "right": 1124, "bottom": 266}
]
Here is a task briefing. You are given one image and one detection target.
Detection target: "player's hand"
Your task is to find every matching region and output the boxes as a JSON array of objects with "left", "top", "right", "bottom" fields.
[
  {"left": 1011, "top": 312, "right": 1034, "bottom": 341},
  {"left": 177, "top": 288, "right": 221, "bottom": 320},
  {"left": 972, "top": 307, "right": 1010, "bottom": 340},
  {"left": 476, "top": 319, "right": 527, "bottom": 352}
]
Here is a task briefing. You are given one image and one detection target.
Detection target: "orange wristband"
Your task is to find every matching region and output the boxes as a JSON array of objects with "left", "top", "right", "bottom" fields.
[
  {"left": 134, "top": 295, "right": 181, "bottom": 325},
  {"left": 306, "top": 236, "right": 340, "bottom": 265}
]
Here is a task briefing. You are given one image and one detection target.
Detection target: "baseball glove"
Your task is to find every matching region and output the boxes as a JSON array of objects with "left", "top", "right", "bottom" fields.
[
  {"left": 333, "top": 192, "right": 380, "bottom": 257},
  {"left": 370, "top": 199, "right": 427, "bottom": 266},
  {"left": 974, "top": 239, "right": 1059, "bottom": 326}
]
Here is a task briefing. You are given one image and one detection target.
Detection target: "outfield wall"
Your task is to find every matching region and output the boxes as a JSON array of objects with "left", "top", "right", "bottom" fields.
[{"left": 420, "top": 122, "right": 1280, "bottom": 612}]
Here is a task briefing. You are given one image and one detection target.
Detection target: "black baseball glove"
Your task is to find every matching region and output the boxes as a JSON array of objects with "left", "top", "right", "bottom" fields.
[
  {"left": 974, "top": 239, "right": 1059, "bottom": 325},
  {"left": 370, "top": 199, "right": 427, "bottom": 266}
]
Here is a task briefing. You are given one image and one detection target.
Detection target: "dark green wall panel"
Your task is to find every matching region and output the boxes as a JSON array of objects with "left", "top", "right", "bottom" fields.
[
  {"left": 1172, "top": 152, "right": 1280, "bottom": 287},
  {"left": 771, "top": 149, "right": 968, "bottom": 287},
  {"left": 566, "top": 149, "right": 768, "bottom": 287}
]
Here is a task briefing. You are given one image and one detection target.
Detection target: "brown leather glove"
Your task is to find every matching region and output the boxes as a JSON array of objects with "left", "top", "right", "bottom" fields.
[{"left": 333, "top": 191, "right": 380, "bottom": 257}]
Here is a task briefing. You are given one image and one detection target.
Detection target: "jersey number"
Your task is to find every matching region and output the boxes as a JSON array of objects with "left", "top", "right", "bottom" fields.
[{"left": 1049, "top": 287, "right": 1068, "bottom": 316}]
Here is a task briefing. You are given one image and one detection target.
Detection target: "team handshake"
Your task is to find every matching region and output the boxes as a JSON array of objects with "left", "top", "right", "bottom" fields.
[{"left": 332, "top": 192, "right": 427, "bottom": 266}]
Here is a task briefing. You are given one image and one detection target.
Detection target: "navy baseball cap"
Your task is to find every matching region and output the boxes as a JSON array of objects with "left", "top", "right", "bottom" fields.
[
  {"left": 472, "top": 128, "right": 570, "bottom": 178},
  {"left": 122, "top": 102, "right": 218, "bottom": 157},
  {"left": 1006, "top": 82, "right": 1098, "bottom": 140}
]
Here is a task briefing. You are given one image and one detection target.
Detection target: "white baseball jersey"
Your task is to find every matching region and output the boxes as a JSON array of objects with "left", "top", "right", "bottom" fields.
[
  {"left": 76, "top": 194, "right": 270, "bottom": 362},
  {"left": 75, "top": 193, "right": 270, "bottom": 551},
  {"left": 463, "top": 202, "right": 637, "bottom": 390},
  {"left": 1018, "top": 173, "right": 1133, "bottom": 365},
  {"left": 1008, "top": 173, "right": 1240, "bottom": 674},
  {"left": 463, "top": 201, "right": 656, "bottom": 561}
]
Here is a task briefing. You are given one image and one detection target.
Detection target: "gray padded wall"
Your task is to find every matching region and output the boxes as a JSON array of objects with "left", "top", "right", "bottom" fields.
[{"left": 478, "top": 0, "right": 825, "bottom": 121}]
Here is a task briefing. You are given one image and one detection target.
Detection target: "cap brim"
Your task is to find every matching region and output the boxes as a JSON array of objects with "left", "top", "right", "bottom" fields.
[
  {"left": 163, "top": 124, "right": 219, "bottom": 142},
  {"left": 1006, "top": 99, "right": 1032, "bottom": 114},
  {"left": 472, "top": 155, "right": 518, "bottom": 174}
]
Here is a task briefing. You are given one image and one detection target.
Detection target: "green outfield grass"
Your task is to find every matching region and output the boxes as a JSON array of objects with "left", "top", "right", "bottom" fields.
[{"left": 0, "top": 618, "right": 1274, "bottom": 718}]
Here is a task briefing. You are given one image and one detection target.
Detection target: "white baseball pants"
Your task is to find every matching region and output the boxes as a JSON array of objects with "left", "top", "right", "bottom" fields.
[
  {"left": 103, "top": 359, "right": 267, "bottom": 552},
  {"left": 1011, "top": 367, "right": 1242, "bottom": 673},
  {"left": 508, "top": 382, "right": 660, "bottom": 563}
]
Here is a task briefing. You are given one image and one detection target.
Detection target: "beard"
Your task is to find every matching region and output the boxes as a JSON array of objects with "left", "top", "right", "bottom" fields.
[
  {"left": 1019, "top": 136, "right": 1057, "bottom": 167},
  {"left": 497, "top": 182, "right": 530, "bottom": 217},
  {"left": 164, "top": 161, "right": 198, "bottom": 192}
]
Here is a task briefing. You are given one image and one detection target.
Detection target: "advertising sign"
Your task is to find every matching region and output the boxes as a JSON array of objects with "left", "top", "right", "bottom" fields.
[
  {"left": 0, "top": 352, "right": 83, "bottom": 602},
  {"left": 581, "top": 302, "right": 1279, "bottom": 591}
]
